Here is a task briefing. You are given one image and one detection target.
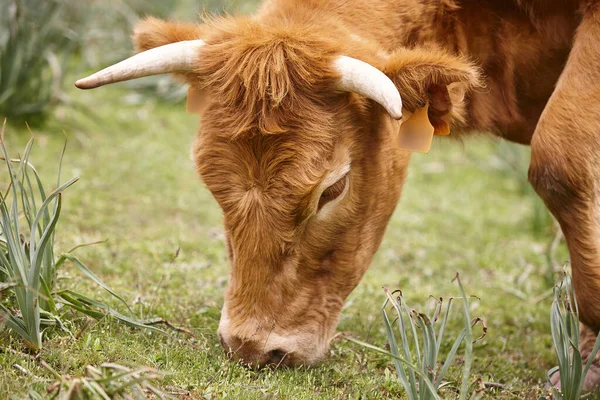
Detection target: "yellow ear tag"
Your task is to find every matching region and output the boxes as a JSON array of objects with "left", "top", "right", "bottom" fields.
[
  {"left": 398, "top": 102, "right": 435, "bottom": 154},
  {"left": 186, "top": 87, "right": 207, "bottom": 115}
]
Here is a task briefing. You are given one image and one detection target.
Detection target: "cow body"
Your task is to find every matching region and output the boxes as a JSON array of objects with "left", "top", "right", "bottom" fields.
[{"left": 79, "top": 0, "right": 600, "bottom": 390}]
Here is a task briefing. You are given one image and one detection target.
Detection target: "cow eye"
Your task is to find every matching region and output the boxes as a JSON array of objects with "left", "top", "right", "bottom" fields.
[{"left": 318, "top": 173, "right": 349, "bottom": 211}]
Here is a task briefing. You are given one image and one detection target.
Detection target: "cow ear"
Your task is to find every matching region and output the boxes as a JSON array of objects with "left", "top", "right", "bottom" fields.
[{"left": 383, "top": 47, "right": 482, "bottom": 134}]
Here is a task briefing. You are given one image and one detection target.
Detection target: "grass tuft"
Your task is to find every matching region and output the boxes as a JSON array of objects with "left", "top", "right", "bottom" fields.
[
  {"left": 350, "top": 274, "right": 486, "bottom": 399},
  {"left": 0, "top": 121, "right": 167, "bottom": 351},
  {"left": 0, "top": 120, "right": 78, "bottom": 349},
  {"left": 39, "top": 362, "right": 172, "bottom": 399},
  {"left": 547, "top": 268, "right": 600, "bottom": 399}
]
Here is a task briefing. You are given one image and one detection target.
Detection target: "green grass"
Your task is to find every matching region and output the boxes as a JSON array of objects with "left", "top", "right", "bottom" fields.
[
  {"left": 42, "top": 362, "right": 171, "bottom": 399},
  {"left": 549, "top": 272, "right": 600, "bottom": 400},
  {"left": 351, "top": 276, "right": 487, "bottom": 399},
  {"left": 0, "top": 77, "right": 568, "bottom": 398}
]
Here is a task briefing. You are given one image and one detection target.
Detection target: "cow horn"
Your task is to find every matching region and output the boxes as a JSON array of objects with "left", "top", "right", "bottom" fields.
[
  {"left": 75, "top": 40, "right": 206, "bottom": 89},
  {"left": 334, "top": 56, "right": 403, "bottom": 119}
]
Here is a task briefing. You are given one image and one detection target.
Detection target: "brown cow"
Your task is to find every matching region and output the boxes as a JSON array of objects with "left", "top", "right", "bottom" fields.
[{"left": 76, "top": 0, "right": 600, "bottom": 389}]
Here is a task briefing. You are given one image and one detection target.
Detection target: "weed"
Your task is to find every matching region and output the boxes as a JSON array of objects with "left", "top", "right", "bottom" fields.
[
  {"left": 0, "top": 121, "right": 164, "bottom": 350},
  {"left": 547, "top": 269, "right": 600, "bottom": 399},
  {"left": 38, "top": 362, "right": 171, "bottom": 399},
  {"left": 351, "top": 274, "right": 486, "bottom": 399}
]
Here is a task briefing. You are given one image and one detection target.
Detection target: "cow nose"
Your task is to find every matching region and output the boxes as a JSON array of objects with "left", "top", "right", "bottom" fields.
[
  {"left": 266, "top": 349, "right": 288, "bottom": 365},
  {"left": 218, "top": 331, "right": 292, "bottom": 368}
]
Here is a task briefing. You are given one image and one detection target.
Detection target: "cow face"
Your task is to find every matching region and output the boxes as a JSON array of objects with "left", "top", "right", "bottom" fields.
[
  {"left": 187, "top": 25, "right": 478, "bottom": 365},
  {"left": 195, "top": 92, "right": 408, "bottom": 366},
  {"left": 76, "top": 15, "right": 480, "bottom": 367}
]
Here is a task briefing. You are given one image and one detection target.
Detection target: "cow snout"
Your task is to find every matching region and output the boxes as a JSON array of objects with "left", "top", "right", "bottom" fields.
[
  {"left": 218, "top": 331, "right": 294, "bottom": 368},
  {"left": 217, "top": 307, "right": 329, "bottom": 368}
]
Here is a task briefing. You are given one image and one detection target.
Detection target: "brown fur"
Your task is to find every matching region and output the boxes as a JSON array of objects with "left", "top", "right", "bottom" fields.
[
  {"left": 528, "top": 5, "right": 600, "bottom": 388},
  {"left": 128, "top": 0, "right": 600, "bottom": 382}
]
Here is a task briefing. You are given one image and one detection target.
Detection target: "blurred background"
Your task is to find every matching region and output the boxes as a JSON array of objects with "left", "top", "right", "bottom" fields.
[{"left": 0, "top": 0, "right": 260, "bottom": 121}]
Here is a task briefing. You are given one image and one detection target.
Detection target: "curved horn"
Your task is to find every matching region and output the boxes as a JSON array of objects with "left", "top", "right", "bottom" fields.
[
  {"left": 334, "top": 56, "right": 402, "bottom": 119},
  {"left": 75, "top": 40, "right": 206, "bottom": 89}
]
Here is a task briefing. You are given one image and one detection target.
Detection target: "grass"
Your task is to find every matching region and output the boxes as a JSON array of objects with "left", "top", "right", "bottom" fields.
[
  {"left": 0, "top": 122, "right": 79, "bottom": 350},
  {"left": 351, "top": 275, "right": 487, "bottom": 399},
  {"left": 0, "top": 74, "right": 569, "bottom": 398},
  {"left": 42, "top": 362, "right": 171, "bottom": 399},
  {"left": 548, "top": 271, "right": 600, "bottom": 399},
  {"left": 0, "top": 0, "right": 261, "bottom": 123},
  {"left": 0, "top": 122, "right": 172, "bottom": 355}
]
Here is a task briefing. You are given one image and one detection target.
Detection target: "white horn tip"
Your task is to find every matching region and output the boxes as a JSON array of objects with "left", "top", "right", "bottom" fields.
[
  {"left": 74, "top": 77, "right": 97, "bottom": 90},
  {"left": 334, "top": 55, "right": 403, "bottom": 120},
  {"left": 387, "top": 101, "right": 403, "bottom": 120}
]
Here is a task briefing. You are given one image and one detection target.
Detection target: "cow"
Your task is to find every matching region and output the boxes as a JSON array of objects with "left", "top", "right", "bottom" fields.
[{"left": 75, "top": 0, "right": 600, "bottom": 390}]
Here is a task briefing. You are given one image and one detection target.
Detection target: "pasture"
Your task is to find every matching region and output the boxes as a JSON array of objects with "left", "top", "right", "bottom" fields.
[{"left": 0, "top": 0, "right": 574, "bottom": 398}]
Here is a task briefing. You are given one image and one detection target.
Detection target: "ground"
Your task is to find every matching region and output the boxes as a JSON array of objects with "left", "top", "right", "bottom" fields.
[{"left": 0, "top": 78, "right": 568, "bottom": 399}]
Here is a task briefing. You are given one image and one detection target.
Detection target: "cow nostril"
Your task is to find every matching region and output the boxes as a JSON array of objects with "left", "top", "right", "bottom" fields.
[{"left": 266, "top": 348, "right": 288, "bottom": 366}]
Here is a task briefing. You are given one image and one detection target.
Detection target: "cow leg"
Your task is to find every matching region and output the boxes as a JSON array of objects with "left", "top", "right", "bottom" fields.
[{"left": 528, "top": 3, "right": 600, "bottom": 391}]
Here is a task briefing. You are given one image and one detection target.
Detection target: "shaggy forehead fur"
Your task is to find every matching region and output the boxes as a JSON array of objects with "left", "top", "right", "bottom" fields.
[
  {"left": 195, "top": 126, "right": 340, "bottom": 259},
  {"left": 191, "top": 26, "right": 346, "bottom": 254},
  {"left": 189, "top": 16, "right": 350, "bottom": 137}
]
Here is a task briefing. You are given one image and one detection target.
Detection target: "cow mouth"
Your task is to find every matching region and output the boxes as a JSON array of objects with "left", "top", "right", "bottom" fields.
[
  {"left": 219, "top": 332, "right": 299, "bottom": 368},
  {"left": 239, "top": 348, "right": 297, "bottom": 369},
  {"left": 217, "top": 321, "right": 332, "bottom": 369}
]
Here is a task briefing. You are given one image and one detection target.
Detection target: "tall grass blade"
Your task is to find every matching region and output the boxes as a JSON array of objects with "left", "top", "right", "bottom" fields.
[
  {"left": 0, "top": 131, "right": 168, "bottom": 351},
  {"left": 57, "top": 253, "right": 133, "bottom": 315},
  {"left": 454, "top": 274, "right": 474, "bottom": 400},
  {"left": 435, "top": 328, "right": 469, "bottom": 388},
  {"left": 547, "top": 270, "right": 600, "bottom": 399},
  {"left": 28, "top": 177, "right": 77, "bottom": 251},
  {"left": 356, "top": 277, "right": 483, "bottom": 399},
  {"left": 382, "top": 302, "right": 414, "bottom": 400},
  {"left": 57, "top": 290, "right": 166, "bottom": 335},
  {"left": 386, "top": 290, "right": 419, "bottom": 396},
  {"left": 436, "top": 298, "right": 454, "bottom": 361},
  {"left": 347, "top": 337, "right": 441, "bottom": 399}
]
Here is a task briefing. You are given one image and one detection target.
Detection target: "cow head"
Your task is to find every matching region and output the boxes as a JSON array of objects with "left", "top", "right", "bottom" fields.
[{"left": 76, "top": 15, "right": 480, "bottom": 367}]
